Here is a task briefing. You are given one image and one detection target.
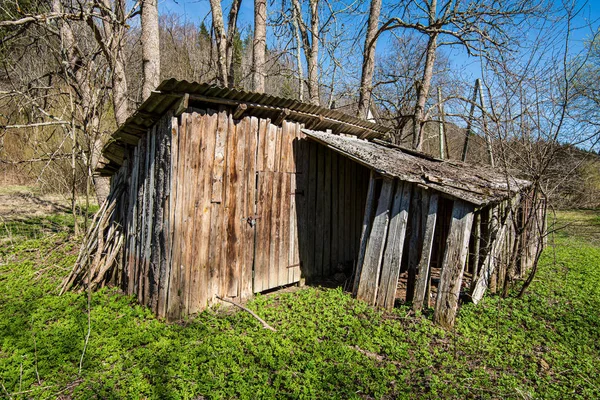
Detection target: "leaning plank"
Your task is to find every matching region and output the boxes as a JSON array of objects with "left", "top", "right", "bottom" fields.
[
  {"left": 412, "top": 193, "right": 439, "bottom": 311},
  {"left": 356, "top": 178, "right": 395, "bottom": 305},
  {"left": 352, "top": 170, "right": 377, "bottom": 296},
  {"left": 375, "top": 181, "right": 412, "bottom": 310},
  {"left": 433, "top": 200, "right": 475, "bottom": 329}
]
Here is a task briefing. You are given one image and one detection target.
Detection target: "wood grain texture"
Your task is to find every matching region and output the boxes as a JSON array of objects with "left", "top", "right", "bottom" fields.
[
  {"left": 376, "top": 181, "right": 412, "bottom": 310},
  {"left": 433, "top": 200, "right": 474, "bottom": 329},
  {"left": 356, "top": 177, "right": 395, "bottom": 305},
  {"left": 406, "top": 187, "right": 423, "bottom": 302},
  {"left": 412, "top": 192, "right": 439, "bottom": 311},
  {"left": 353, "top": 170, "right": 376, "bottom": 296}
]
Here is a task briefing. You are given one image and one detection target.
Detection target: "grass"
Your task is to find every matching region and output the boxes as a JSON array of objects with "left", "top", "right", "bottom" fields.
[{"left": 0, "top": 209, "right": 599, "bottom": 399}]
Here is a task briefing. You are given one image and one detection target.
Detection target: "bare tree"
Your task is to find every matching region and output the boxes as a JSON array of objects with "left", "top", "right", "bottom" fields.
[
  {"left": 253, "top": 0, "right": 267, "bottom": 92},
  {"left": 141, "top": 0, "right": 160, "bottom": 100},
  {"left": 357, "top": 0, "right": 382, "bottom": 119},
  {"left": 291, "top": 0, "right": 320, "bottom": 105},
  {"left": 375, "top": 0, "right": 542, "bottom": 151},
  {"left": 209, "top": 0, "right": 229, "bottom": 86}
]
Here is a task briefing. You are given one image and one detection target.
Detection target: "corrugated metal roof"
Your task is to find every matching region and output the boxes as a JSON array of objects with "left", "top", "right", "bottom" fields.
[
  {"left": 302, "top": 129, "right": 531, "bottom": 206},
  {"left": 100, "top": 79, "right": 391, "bottom": 173}
]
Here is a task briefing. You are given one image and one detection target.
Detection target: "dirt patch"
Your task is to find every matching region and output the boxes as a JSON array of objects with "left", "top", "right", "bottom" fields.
[{"left": 0, "top": 186, "right": 72, "bottom": 219}]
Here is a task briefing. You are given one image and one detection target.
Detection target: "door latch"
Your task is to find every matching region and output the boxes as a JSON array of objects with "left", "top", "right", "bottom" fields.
[{"left": 243, "top": 215, "right": 260, "bottom": 227}]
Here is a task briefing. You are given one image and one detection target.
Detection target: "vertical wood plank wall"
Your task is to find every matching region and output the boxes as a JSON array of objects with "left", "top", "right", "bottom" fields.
[
  {"left": 117, "top": 110, "right": 369, "bottom": 320},
  {"left": 111, "top": 107, "right": 544, "bottom": 326}
]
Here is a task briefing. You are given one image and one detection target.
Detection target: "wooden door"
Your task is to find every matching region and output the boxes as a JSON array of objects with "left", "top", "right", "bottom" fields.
[{"left": 251, "top": 121, "right": 302, "bottom": 293}]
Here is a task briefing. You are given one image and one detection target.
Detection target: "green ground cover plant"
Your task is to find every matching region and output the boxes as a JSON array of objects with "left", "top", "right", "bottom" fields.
[{"left": 0, "top": 208, "right": 599, "bottom": 399}]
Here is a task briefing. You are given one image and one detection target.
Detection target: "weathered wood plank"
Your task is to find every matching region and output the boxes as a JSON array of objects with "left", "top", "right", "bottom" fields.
[
  {"left": 289, "top": 172, "right": 300, "bottom": 283},
  {"left": 144, "top": 125, "right": 158, "bottom": 307},
  {"left": 167, "top": 114, "right": 186, "bottom": 320},
  {"left": 349, "top": 159, "right": 357, "bottom": 263},
  {"left": 344, "top": 158, "right": 353, "bottom": 266},
  {"left": 184, "top": 112, "right": 204, "bottom": 313},
  {"left": 138, "top": 134, "right": 149, "bottom": 303},
  {"left": 149, "top": 120, "right": 165, "bottom": 313},
  {"left": 193, "top": 112, "right": 218, "bottom": 312},
  {"left": 356, "top": 177, "right": 395, "bottom": 305},
  {"left": 305, "top": 140, "right": 318, "bottom": 279},
  {"left": 375, "top": 181, "right": 412, "bottom": 310},
  {"left": 229, "top": 117, "right": 247, "bottom": 298},
  {"left": 314, "top": 144, "right": 326, "bottom": 277},
  {"left": 223, "top": 114, "right": 242, "bottom": 298},
  {"left": 256, "top": 119, "right": 269, "bottom": 172},
  {"left": 322, "top": 147, "right": 332, "bottom": 277},
  {"left": 278, "top": 171, "right": 291, "bottom": 287},
  {"left": 211, "top": 110, "right": 228, "bottom": 203},
  {"left": 412, "top": 192, "right": 439, "bottom": 311},
  {"left": 208, "top": 111, "right": 228, "bottom": 303},
  {"left": 268, "top": 171, "right": 282, "bottom": 289},
  {"left": 255, "top": 171, "right": 273, "bottom": 292},
  {"left": 331, "top": 152, "right": 339, "bottom": 272},
  {"left": 157, "top": 114, "right": 173, "bottom": 319},
  {"left": 352, "top": 169, "right": 377, "bottom": 296},
  {"left": 266, "top": 123, "right": 278, "bottom": 172},
  {"left": 337, "top": 154, "right": 345, "bottom": 265},
  {"left": 241, "top": 117, "right": 259, "bottom": 299},
  {"left": 433, "top": 200, "right": 475, "bottom": 329},
  {"left": 181, "top": 114, "right": 198, "bottom": 315},
  {"left": 406, "top": 187, "right": 423, "bottom": 302},
  {"left": 126, "top": 145, "right": 139, "bottom": 297}
]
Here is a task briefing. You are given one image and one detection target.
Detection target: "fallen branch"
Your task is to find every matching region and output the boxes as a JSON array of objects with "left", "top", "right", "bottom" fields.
[{"left": 216, "top": 295, "right": 277, "bottom": 332}]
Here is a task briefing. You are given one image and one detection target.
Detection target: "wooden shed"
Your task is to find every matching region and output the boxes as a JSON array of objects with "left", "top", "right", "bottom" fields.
[{"left": 72, "top": 79, "right": 545, "bottom": 328}]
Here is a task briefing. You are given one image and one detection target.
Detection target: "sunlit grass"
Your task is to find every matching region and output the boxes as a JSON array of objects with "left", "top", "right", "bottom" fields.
[{"left": 0, "top": 209, "right": 598, "bottom": 399}]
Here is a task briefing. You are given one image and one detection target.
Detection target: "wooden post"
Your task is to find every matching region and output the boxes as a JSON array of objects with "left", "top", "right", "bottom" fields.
[
  {"left": 412, "top": 193, "right": 439, "bottom": 311},
  {"left": 476, "top": 79, "right": 495, "bottom": 167},
  {"left": 461, "top": 80, "right": 479, "bottom": 162},
  {"left": 352, "top": 170, "right": 377, "bottom": 296},
  {"left": 437, "top": 87, "right": 446, "bottom": 160},
  {"left": 356, "top": 177, "right": 395, "bottom": 305},
  {"left": 375, "top": 181, "right": 412, "bottom": 310},
  {"left": 433, "top": 200, "right": 474, "bottom": 329}
]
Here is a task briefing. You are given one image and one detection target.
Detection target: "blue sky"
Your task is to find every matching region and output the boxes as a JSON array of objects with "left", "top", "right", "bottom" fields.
[{"left": 157, "top": 0, "right": 600, "bottom": 82}]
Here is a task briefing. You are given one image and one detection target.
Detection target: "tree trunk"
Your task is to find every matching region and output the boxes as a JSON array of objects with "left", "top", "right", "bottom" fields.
[
  {"left": 412, "top": 32, "right": 437, "bottom": 151},
  {"left": 209, "top": 0, "right": 228, "bottom": 87},
  {"left": 253, "top": 0, "right": 266, "bottom": 92},
  {"left": 357, "top": 0, "right": 382, "bottom": 120},
  {"left": 226, "top": 0, "right": 242, "bottom": 88},
  {"left": 307, "top": 0, "right": 320, "bottom": 105},
  {"left": 291, "top": 2, "right": 304, "bottom": 101},
  {"left": 141, "top": 0, "right": 161, "bottom": 100}
]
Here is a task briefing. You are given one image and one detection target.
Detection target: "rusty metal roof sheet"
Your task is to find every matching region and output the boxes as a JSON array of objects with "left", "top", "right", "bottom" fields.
[
  {"left": 303, "top": 129, "right": 531, "bottom": 206},
  {"left": 101, "top": 79, "right": 391, "bottom": 172}
]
